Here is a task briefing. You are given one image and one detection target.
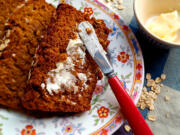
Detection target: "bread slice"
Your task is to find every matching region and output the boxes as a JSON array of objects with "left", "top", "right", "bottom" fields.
[
  {"left": 0, "top": 0, "right": 55, "bottom": 109},
  {"left": 0, "top": 0, "right": 25, "bottom": 39},
  {"left": 22, "top": 4, "right": 110, "bottom": 112}
]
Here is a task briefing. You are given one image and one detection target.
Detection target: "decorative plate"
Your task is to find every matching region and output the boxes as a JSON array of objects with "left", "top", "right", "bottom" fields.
[{"left": 0, "top": 0, "right": 144, "bottom": 135}]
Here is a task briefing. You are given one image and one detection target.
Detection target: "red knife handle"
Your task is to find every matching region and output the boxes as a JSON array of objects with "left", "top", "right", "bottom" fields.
[{"left": 108, "top": 76, "right": 153, "bottom": 135}]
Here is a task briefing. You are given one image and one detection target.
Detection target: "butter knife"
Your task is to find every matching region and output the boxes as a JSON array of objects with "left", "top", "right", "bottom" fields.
[{"left": 78, "top": 21, "right": 153, "bottom": 135}]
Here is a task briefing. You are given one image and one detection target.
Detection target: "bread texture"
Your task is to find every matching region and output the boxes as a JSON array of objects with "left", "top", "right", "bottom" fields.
[
  {"left": 0, "top": 0, "right": 25, "bottom": 39},
  {"left": 22, "top": 4, "right": 110, "bottom": 112},
  {"left": 0, "top": 0, "right": 55, "bottom": 109}
]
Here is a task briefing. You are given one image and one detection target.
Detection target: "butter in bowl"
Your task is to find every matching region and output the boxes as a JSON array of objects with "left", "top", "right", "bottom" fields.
[{"left": 134, "top": 0, "right": 180, "bottom": 48}]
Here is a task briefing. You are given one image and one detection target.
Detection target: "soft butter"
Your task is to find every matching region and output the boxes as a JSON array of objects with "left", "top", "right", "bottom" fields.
[{"left": 146, "top": 11, "right": 180, "bottom": 42}]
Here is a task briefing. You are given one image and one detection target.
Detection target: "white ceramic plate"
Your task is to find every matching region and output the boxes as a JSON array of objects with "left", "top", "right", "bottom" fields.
[{"left": 0, "top": 0, "right": 144, "bottom": 135}]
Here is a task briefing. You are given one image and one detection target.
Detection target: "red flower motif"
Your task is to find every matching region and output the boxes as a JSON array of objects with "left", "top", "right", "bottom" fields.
[
  {"left": 123, "top": 25, "right": 129, "bottom": 31},
  {"left": 117, "top": 51, "right": 129, "bottom": 63},
  {"left": 84, "top": 8, "right": 93, "bottom": 17},
  {"left": 113, "top": 14, "right": 120, "bottom": 20},
  {"left": 97, "top": 106, "right": 109, "bottom": 118},
  {"left": 136, "top": 72, "right": 142, "bottom": 80},
  {"left": 136, "top": 63, "right": 142, "bottom": 70},
  {"left": 115, "top": 116, "right": 122, "bottom": 123},
  {"left": 94, "top": 85, "right": 104, "bottom": 95},
  {"left": 65, "top": 125, "right": 73, "bottom": 133},
  {"left": 100, "top": 129, "right": 108, "bottom": 135},
  {"left": 21, "top": 125, "right": 36, "bottom": 135}
]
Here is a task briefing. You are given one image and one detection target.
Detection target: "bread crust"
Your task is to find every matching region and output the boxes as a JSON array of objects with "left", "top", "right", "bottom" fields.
[
  {"left": 0, "top": 0, "right": 55, "bottom": 109},
  {"left": 22, "top": 4, "right": 110, "bottom": 112}
]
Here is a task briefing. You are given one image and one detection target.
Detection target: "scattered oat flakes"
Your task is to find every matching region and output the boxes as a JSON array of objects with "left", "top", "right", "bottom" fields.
[
  {"left": 12, "top": 79, "right": 16, "bottom": 83},
  {"left": 41, "top": 35, "right": 44, "bottom": 38},
  {"left": 12, "top": 53, "right": 16, "bottom": 57},
  {"left": 117, "top": 5, "right": 124, "bottom": 10},
  {"left": 151, "top": 86, "right": 154, "bottom": 91},
  {"left": 142, "top": 86, "right": 147, "bottom": 92},
  {"left": 60, "top": 0, "right": 66, "bottom": 3},
  {"left": 160, "top": 83, "right": 164, "bottom": 87},
  {"left": 146, "top": 73, "right": 151, "bottom": 80},
  {"left": 165, "top": 113, "right": 169, "bottom": 118},
  {"left": 155, "top": 77, "right": 161, "bottom": 83},
  {"left": 105, "top": 0, "right": 124, "bottom": 10},
  {"left": 154, "top": 86, "right": 161, "bottom": 94},
  {"left": 118, "top": 0, "right": 123, "bottom": 4},
  {"left": 124, "top": 125, "right": 131, "bottom": 132},
  {"left": 61, "top": 95, "right": 65, "bottom": 101},
  {"left": 138, "top": 73, "right": 166, "bottom": 111},
  {"left": 148, "top": 115, "right": 156, "bottom": 122},
  {"left": 4, "top": 22, "right": 8, "bottom": 26},
  {"left": 136, "top": 102, "right": 140, "bottom": 107},
  {"left": 25, "top": 18, "right": 30, "bottom": 23},
  {"left": 164, "top": 96, "right": 170, "bottom": 101},
  {"left": 147, "top": 79, "right": 155, "bottom": 87},
  {"left": 0, "top": 39, "right": 10, "bottom": 51},
  {"left": 6, "top": 30, "right": 11, "bottom": 37},
  {"left": 140, "top": 102, "right": 146, "bottom": 110},
  {"left": 105, "top": 0, "right": 111, "bottom": 3},
  {"left": 161, "top": 74, "right": 166, "bottom": 80},
  {"left": 86, "top": 28, "right": 93, "bottom": 34},
  {"left": 66, "top": 99, "right": 71, "bottom": 104},
  {"left": 149, "top": 104, "right": 155, "bottom": 111}
]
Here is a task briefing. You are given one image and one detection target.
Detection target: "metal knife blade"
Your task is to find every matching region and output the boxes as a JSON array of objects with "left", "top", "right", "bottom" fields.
[{"left": 78, "top": 21, "right": 114, "bottom": 76}]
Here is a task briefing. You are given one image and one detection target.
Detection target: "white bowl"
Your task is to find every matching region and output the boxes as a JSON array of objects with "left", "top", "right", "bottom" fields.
[{"left": 134, "top": 0, "right": 180, "bottom": 48}]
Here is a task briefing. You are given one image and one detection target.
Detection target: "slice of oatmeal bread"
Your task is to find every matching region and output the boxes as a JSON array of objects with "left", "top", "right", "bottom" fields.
[
  {"left": 22, "top": 4, "right": 110, "bottom": 112},
  {"left": 0, "top": 0, "right": 55, "bottom": 109}
]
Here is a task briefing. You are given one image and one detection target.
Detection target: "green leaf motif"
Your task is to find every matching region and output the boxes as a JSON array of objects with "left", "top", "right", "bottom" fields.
[
  {"left": 69, "top": 1, "right": 73, "bottom": 5},
  {"left": 101, "top": 118, "right": 104, "bottom": 123},
  {"left": 92, "top": 115, "right": 98, "bottom": 118},
  {"left": 126, "top": 80, "right": 131, "bottom": 83},
  {"left": 110, "top": 111, "right": 115, "bottom": 115},
  {"left": 79, "top": 2, "right": 85, "bottom": 10},
  {"left": 121, "top": 72, "right": 132, "bottom": 80},
  {"left": 94, "top": 119, "right": 100, "bottom": 125},
  {"left": 0, "top": 129, "right": 2, "bottom": 135},
  {"left": 134, "top": 86, "right": 139, "bottom": 91},
  {"left": 108, "top": 103, "right": 118, "bottom": 114},
  {"left": 89, "top": 104, "right": 101, "bottom": 114},
  {"left": 111, "top": 106, "right": 118, "bottom": 110},
  {"left": 103, "top": 77, "right": 109, "bottom": 90},
  {"left": 108, "top": 103, "right": 112, "bottom": 108},
  {"left": 93, "top": 12, "right": 100, "bottom": 16},
  {"left": 125, "top": 72, "right": 132, "bottom": 79},
  {"left": 0, "top": 114, "right": 8, "bottom": 120},
  {"left": 121, "top": 75, "right": 125, "bottom": 79},
  {"left": 91, "top": 95, "right": 100, "bottom": 105}
]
